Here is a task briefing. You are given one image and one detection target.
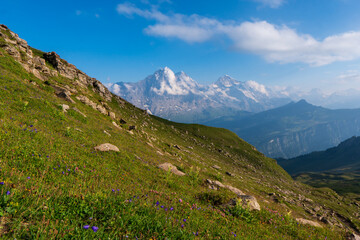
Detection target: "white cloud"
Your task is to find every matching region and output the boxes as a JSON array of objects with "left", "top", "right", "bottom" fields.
[
  {"left": 253, "top": 0, "right": 285, "bottom": 8},
  {"left": 117, "top": 3, "right": 360, "bottom": 66},
  {"left": 117, "top": 2, "right": 169, "bottom": 22},
  {"left": 337, "top": 70, "right": 360, "bottom": 83}
]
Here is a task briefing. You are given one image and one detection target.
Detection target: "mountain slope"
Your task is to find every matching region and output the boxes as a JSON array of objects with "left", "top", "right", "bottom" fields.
[
  {"left": 107, "top": 69, "right": 291, "bottom": 123},
  {"left": 278, "top": 136, "right": 360, "bottom": 174},
  {"left": 204, "top": 100, "right": 360, "bottom": 158},
  {"left": 0, "top": 24, "right": 359, "bottom": 239}
]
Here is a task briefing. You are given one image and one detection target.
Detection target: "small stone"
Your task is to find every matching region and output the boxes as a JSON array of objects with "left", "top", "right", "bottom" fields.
[
  {"left": 226, "top": 171, "right": 234, "bottom": 177},
  {"left": 212, "top": 165, "right": 221, "bottom": 170},
  {"left": 61, "top": 104, "right": 70, "bottom": 112}
]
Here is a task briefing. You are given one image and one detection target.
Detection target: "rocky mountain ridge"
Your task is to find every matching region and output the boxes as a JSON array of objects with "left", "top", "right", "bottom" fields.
[{"left": 0, "top": 24, "right": 126, "bottom": 119}]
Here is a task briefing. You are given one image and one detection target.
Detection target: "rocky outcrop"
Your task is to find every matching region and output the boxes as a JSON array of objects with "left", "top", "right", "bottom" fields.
[
  {"left": 94, "top": 143, "right": 119, "bottom": 152},
  {"left": 158, "top": 163, "right": 185, "bottom": 176},
  {"left": 0, "top": 25, "right": 114, "bottom": 103},
  {"left": 54, "top": 86, "right": 75, "bottom": 103},
  {"left": 76, "top": 95, "right": 115, "bottom": 117}
]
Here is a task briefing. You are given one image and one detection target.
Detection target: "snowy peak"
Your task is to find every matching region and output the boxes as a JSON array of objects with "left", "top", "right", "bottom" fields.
[
  {"left": 145, "top": 67, "right": 199, "bottom": 96},
  {"left": 214, "top": 75, "right": 241, "bottom": 88}
]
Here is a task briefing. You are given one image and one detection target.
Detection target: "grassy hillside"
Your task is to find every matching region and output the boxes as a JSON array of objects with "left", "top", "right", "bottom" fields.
[{"left": 0, "top": 24, "right": 359, "bottom": 239}]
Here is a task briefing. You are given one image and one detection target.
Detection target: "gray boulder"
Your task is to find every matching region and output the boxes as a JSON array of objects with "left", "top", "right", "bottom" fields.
[{"left": 94, "top": 143, "right": 119, "bottom": 152}]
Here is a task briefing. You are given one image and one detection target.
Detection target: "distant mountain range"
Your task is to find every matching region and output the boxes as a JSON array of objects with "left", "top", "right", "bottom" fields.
[
  {"left": 204, "top": 100, "right": 360, "bottom": 158},
  {"left": 106, "top": 67, "right": 360, "bottom": 123},
  {"left": 106, "top": 67, "right": 292, "bottom": 123},
  {"left": 107, "top": 67, "right": 360, "bottom": 158},
  {"left": 277, "top": 136, "right": 360, "bottom": 174}
]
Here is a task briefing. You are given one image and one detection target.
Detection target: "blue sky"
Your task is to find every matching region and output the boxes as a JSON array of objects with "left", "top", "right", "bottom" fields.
[{"left": 2, "top": 0, "right": 360, "bottom": 92}]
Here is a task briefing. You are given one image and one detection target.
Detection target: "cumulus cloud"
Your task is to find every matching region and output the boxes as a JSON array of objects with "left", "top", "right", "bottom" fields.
[
  {"left": 252, "top": 0, "right": 285, "bottom": 8},
  {"left": 117, "top": 2, "right": 360, "bottom": 66}
]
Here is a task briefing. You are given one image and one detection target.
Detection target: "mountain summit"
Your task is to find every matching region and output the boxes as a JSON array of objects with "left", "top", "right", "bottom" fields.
[{"left": 107, "top": 68, "right": 291, "bottom": 122}]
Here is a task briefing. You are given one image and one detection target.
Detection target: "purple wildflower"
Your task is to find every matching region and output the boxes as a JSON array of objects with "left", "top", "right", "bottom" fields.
[
  {"left": 0, "top": 182, "right": 4, "bottom": 185},
  {"left": 91, "top": 226, "right": 98, "bottom": 232},
  {"left": 6, "top": 191, "right": 10, "bottom": 195},
  {"left": 155, "top": 201, "right": 159, "bottom": 206},
  {"left": 83, "top": 225, "right": 89, "bottom": 229}
]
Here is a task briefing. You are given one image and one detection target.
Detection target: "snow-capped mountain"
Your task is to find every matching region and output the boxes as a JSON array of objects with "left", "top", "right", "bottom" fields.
[{"left": 106, "top": 67, "right": 292, "bottom": 123}]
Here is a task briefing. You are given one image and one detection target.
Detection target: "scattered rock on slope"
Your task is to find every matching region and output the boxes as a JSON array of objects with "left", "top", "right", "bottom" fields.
[
  {"left": 206, "top": 179, "right": 245, "bottom": 196},
  {"left": 94, "top": 143, "right": 119, "bottom": 152},
  {"left": 296, "top": 218, "right": 322, "bottom": 228},
  {"left": 158, "top": 163, "right": 185, "bottom": 176},
  {"left": 212, "top": 165, "right": 221, "bottom": 170},
  {"left": 61, "top": 104, "right": 69, "bottom": 112}
]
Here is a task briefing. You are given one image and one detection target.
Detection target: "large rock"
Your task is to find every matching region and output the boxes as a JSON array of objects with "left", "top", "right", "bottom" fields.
[
  {"left": 54, "top": 86, "right": 75, "bottom": 103},
  {"left": 94, "top": 143, "right": 119, "bottom": 152},
  {"left": 237, "top": 195, "right": 261, "bottom": 211},
  {"left": 92, "top": 80, "right": 112, "bottom": 101},
  {"left": 3, "top": 44, "right": 21, "bottom": 61},
  {"left": 296, "top": 218, "right": 322, "bottom": 228},
  {"left": 158, "top": 163, "right": 185, "bottom": 176},
  {"left": 76, "top": 95, "right": 97, "bottom": 109},
  {"left": 96, "top": 104, "right": 108, "bottom": 115}
]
